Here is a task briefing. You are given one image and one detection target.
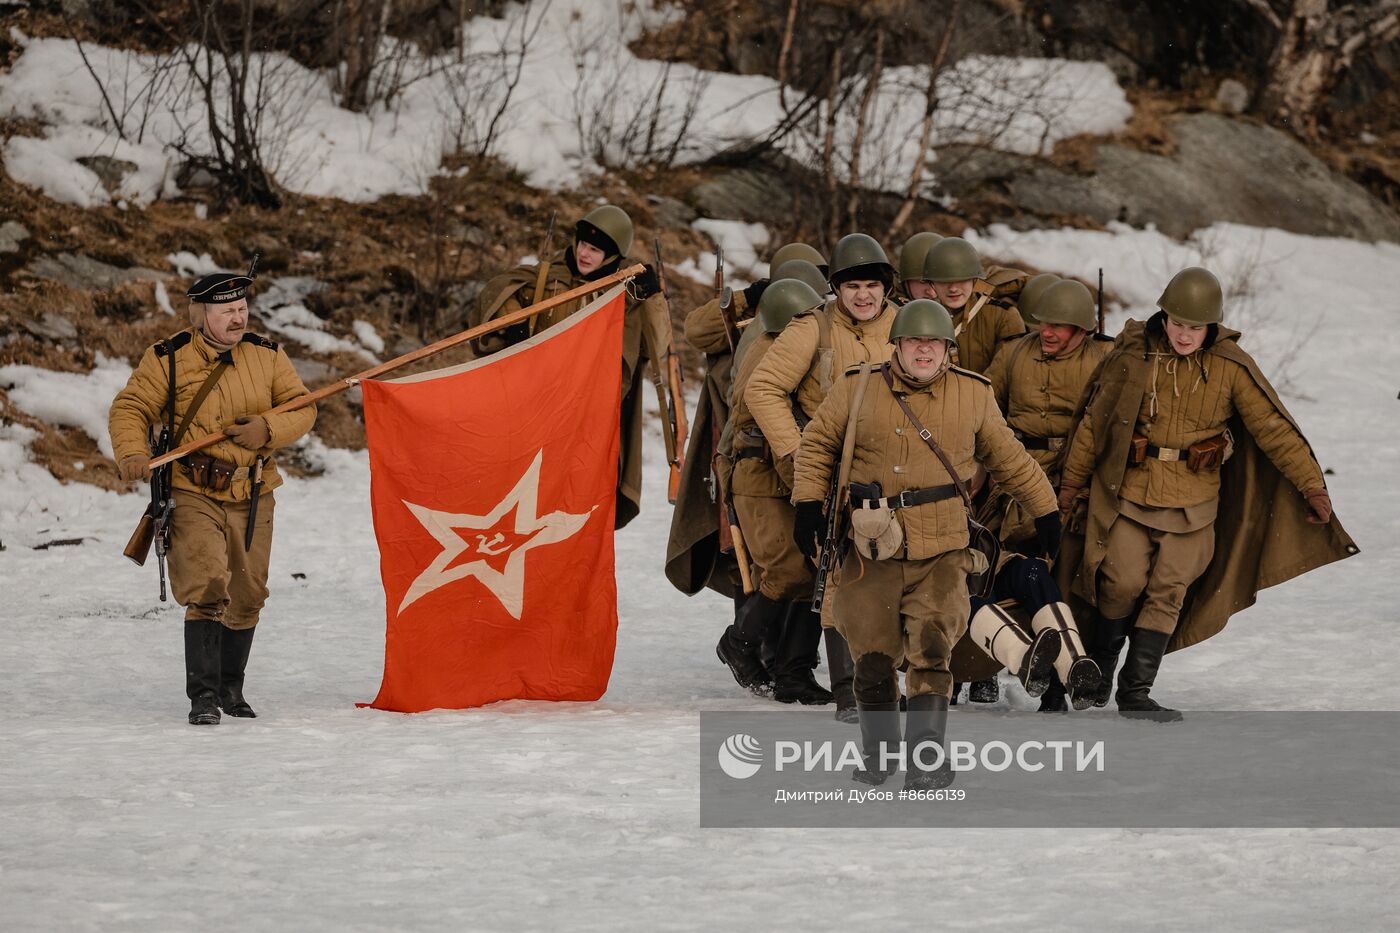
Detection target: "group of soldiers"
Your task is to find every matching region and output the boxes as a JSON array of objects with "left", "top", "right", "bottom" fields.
[{"left": 108, "top": 202, "right": 1355, "bottom": 780}]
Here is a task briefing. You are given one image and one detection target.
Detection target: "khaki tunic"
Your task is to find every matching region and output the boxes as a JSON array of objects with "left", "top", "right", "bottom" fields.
[
  {"left": 109, "top": 329, "right": 315, "bottom": 502},
  {"left": 793, "top": 360, "right": 1056, "bottom": 700},
  {"left": 793, "top": 363, "right": 1056, "bottom": 559},
  {"left": 109, "top": 329, "right": 315, "bottom": 628},
  {"left": 744, "top": 299, "right": 897, "bottom": 459},
  {"left": 470, "top": 250, "right": 671, "bottom": 529},
  {"left": 951, "top": 299, "right": 1025, "bottom": 376},
  {"left": 1062, "top": 332, "right": 1325, "bottom": 508}
]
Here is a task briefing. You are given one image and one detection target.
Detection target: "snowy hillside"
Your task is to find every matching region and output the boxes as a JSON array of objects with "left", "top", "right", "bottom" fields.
[{"left": 1, "top": 221, "right": 1397, "bottom": 930}]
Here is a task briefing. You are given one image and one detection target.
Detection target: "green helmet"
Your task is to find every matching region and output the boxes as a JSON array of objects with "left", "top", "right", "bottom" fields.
[
  {"left": 922, "top": 236, "right": 983, "bottom": 283},
  {"left": 1157, "top": 266, "right": 1223, "bottom": 324},
  {"left": 1033, "top": 280, "right": 1097, "bottom": 331},
  {"left": 771, "top": 259, "right": 829, "bottom": 297},
  {"left": 889, "top": 299, "right": 956, "bottom": 344},
  {"left": 898, "top": 231, "right": 943, "bottom": 282},
  {"left": 577, "top": 204, "right": 634, "bottom": 258},
  {"left": 1018, "top": 273, "right": 1061, "bottom": 322},
  {"left": 770, "top": 242, "right": 827, "bottom": 274},
  {"left": 757, "top": 278, "right": 824, "bottom": 334},
  {"left": 828, "top": 233, "right": 894, "bottom": 286}
]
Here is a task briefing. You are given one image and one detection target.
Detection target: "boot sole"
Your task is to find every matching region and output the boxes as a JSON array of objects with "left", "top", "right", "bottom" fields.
[
  {"left": 1022, "top": 631, "right": 1062, "bottom": 698},
  {"left": 1066, "top": 658, "right": 1103, "bottom": 711},
  {"left": 188, "top": 715, "right": 220, "bottom": 725},
  {"left": 833, "top": 707, "right": 859, "bottom": 724}
]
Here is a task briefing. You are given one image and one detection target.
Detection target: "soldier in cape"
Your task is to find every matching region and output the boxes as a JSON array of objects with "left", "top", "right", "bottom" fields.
[
  {"left": 469, "top": 204, "right": 670, "bottom": 529},
  {"left": 1058, "top": 267, "right": 1358, "bottom": 719},
  {"left": 741, "top": 234, "right": 902, "bottom": 723},
  {"left": 109, "top": 270, "right": 316, "bottom": 725},
  {"left": 791, "top": 300, "right": 1059, "bottom": 788}
]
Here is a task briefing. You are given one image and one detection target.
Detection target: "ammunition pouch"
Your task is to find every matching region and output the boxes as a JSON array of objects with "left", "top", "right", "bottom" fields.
[
  {"left": 1129, "top": 433, "right": 1149, "bottom": 466},
  {"left": 182, "top": 452, "right": 238, "bottom": 493},
  {"left": 1186, "top": 433, "right": 1229, "bottom": 472}
]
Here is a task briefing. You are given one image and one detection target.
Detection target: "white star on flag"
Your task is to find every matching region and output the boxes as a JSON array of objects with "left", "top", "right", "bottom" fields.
[{"left": 397, "top": 450, "right": 596, "bottom": 618}]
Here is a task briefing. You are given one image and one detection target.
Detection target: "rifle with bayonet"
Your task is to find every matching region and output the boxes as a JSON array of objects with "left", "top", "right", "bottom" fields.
[
  {"left": 652, "top": 238, "right": 688, "bottom": 504},
  {"left": 1097, "top": 267, "right": 1105, "bottom": 335}
]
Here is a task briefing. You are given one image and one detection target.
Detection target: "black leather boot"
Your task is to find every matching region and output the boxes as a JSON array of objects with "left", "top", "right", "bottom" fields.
[
  {"left": 185, "top": 619, "right": 222, "bottom": 726},
  {"left": 823, "top": 627, "right": 858, "bottom": 723},
  {"left": 1086, "top": 611, "right": 1132, "bottom": 708},
  {"left": 853, "top": 702, "right": 901, "bottom": 785},
  {"left": 716, "top": 593, "right": 785, "bottom": 694},
  {"left": 773, "top": 602, "right": 832, "bottom": 705},
  {"left": 219, "top": 626, "right": 257, "bottom": 718},
  {"left": 903, "top": 694, "right": 954, "bottom": 790},
  {"left": 1116, "top": 628, "right": 1183, "bottom": 722}
]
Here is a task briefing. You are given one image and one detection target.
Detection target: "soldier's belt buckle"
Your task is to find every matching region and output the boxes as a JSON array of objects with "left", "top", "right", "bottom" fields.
[
  {"left": 896, "top": 490, "right": 915, "bottom": 509},
  {"left": 1158, "top": 448, "right": 1181, "bottom": 462},
  {"left": 1048, "top": 437, "right": 1066, "bottom": 451}
]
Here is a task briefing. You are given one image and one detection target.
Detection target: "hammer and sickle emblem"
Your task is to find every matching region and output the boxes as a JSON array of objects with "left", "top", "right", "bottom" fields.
[{"left": 475, "top": 533, "right": 508, "bottom": 556}]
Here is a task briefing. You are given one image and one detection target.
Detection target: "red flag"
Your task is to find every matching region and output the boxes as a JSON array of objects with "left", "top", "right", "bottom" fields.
[{"left": 360, "top": 287, "right": 625, "bottom": 712}]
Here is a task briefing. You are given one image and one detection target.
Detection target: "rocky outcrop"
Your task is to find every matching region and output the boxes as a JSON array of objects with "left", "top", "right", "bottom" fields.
[{"left": 938, "top": 113, "right": 1400, "bottom": 243}]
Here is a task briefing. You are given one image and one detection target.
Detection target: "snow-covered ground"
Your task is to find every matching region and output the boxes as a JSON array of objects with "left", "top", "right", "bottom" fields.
[{"left": 2, "top": 222, "right": 1399, "bottom": 929}]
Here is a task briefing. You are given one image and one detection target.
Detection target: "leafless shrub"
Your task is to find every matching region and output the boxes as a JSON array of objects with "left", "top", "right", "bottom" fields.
[
  {"left": 566, "top": 4, "right": 712, "bottom": 170},
  {"left": 433, "top": 0, "right": 552, "bottom": 160}
]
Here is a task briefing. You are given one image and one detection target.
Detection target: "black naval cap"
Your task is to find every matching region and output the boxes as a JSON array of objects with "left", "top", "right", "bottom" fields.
[{"left": 187, "top": 271, "right": 253, "bottom": 304}]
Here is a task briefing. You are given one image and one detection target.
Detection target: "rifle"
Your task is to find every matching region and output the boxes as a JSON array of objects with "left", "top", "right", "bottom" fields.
[
  {"left": 145, "top": 265, "right": 646, "bottom": 472},
  {"left": 810, "top": 473, "right": 843, "bottom": 614},
  {"left": 1097, "top": 267, "right": 1105, "bottom": 335},
  {"left": 529, "top": 211, "right": 558, "bottom": 333},
  {"left": 122, "top": 339, "right": 179, "bottom": 602},
  {"left": 715, "top": 246, "right": 738, "bottom": 353},
  {"left": 652, "top": 238, "right": 688, "bottom": 504}
]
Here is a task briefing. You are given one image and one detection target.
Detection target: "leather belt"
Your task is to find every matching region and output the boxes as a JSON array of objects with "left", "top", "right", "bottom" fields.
[
  {"left": 1015, "top": 432, "right": 1066, "bottom": 451},
  {"left": 850, "top": 482, "right": 960, "bottom": 510},
  {"left": 733, "top": 447, "right": 767, "bottom": 462}
]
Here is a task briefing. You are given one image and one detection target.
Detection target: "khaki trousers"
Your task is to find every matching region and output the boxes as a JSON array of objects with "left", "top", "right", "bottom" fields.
[
  {"left": 733, "top": 493, "right": 814, "bottom": 601},
  {"left": 169, "top": 488, "right": 275, "bottom": 630},
  {"left": 1097, "top": 513, "right": 1214, "bottom": 635},
  {"left": 830, "top": 548, "right": 975, "bottom": 702}
]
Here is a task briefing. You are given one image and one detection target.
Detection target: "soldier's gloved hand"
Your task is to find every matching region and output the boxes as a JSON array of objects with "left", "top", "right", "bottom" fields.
[
  {"left": 631, "top": 264, "right": 661, "bottom": 300},
  {"left": 117, "top": 454, "right": 151, "bottom": 483},
  {"left": 1304, "top": 488, "right": 1332, "bottom": 524},
  {"left": 1057, "top": 483, "right": 1081, "bottom": 513},
  {"left": 775, "top": 453, "right": 796, "bottom": 490},
  {"left": 224, "top": 415, "right": 270, "bottom": 450},
  {"left": 1034, "top": 511, "right": 1063, "bottom": 561},
  {"left": 793, "top": 500, "right": 825, "bottom": 562},
  {"left": 742, "top": 279, "right": 770, "bottom": 310}
]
